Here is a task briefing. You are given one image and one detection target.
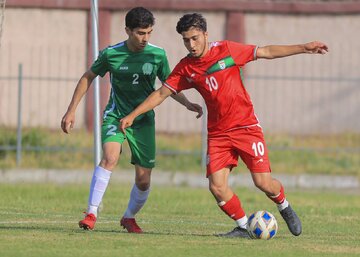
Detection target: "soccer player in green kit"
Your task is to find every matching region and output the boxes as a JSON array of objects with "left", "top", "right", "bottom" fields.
[{"left": 61, "top": 7, "right": 202, "bottom": 233}]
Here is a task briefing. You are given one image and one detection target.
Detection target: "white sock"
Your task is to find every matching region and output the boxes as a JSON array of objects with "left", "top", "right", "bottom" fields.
[
  {"left": 235, "top": 215, "right": 248, "bottom": 229},
  {"left": 123, "top": 184, "right": 150, "bottom": 218},
  {"left": 277, "top": 198, "right": 289, "bottom": 211},
  {"left": 87, "top": 166, "right": 112, "bottom": 217}
]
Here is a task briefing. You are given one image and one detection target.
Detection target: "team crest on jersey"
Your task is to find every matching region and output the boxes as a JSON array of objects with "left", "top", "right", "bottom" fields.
[
  {"left": 218, "top": 60, "right": 226, "bottom": 70},
  {"left": 142, "top": 63, "right": 153, "bottom": 75}
]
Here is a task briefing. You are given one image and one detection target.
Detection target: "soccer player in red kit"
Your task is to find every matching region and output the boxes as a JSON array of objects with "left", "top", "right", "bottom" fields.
[{"left": 120, "top": 13, "right": 328, "bottom": 238}]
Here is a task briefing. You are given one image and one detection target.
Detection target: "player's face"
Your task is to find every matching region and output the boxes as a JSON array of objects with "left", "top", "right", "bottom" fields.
[
  {"left": 181, "top": 27, "right": 208, "bottom": 58},
  {"left": 126, "top": 26, "right": 153, "bottom": 52}
]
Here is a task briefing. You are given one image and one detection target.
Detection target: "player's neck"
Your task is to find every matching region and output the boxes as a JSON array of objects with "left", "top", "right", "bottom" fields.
[
  {"left": 198, "top": 43, "right": 210, "bottom": 58},
  {"left": 125, "top": 40, "right": 144, "bottom": 53}
]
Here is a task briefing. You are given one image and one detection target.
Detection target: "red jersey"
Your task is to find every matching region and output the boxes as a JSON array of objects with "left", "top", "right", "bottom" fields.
[{"left": 163, "top": 40, "right": 259, "bottom": 136}]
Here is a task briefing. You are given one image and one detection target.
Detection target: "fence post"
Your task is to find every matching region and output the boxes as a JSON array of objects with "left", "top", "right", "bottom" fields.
[
  {"left": 16, "top": 63, "right": 23, "bottom": 166},
  {"left": 201, "top": 101, "right": 207, "bottom": 172},
  {"left": 90, "top": 0, "right": 102, "bottom": 167}
]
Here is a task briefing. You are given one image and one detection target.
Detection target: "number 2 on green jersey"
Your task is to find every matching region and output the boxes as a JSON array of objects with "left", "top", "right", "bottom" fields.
[{"left": 132, "top": 73, "right": 139, "bottom": 85}]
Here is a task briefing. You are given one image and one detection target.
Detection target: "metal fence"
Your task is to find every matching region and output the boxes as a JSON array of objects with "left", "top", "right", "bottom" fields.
[
  {"left": 0, "top": 63, "right": 359, "bottom": 170},
  {"left": 0, "top": 63, "right": 208, "bottom": 167}
]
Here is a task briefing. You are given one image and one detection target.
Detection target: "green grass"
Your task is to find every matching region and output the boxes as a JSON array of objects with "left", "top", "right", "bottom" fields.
[
  {"left": 0, "top": 127, "right": 359, "bottom": 176},
  {"left": 0, "top": 183, "right": 359, "bottom": 257}
]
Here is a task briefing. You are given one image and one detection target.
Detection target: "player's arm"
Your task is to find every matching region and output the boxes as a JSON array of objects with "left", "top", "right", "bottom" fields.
[
  {"left": 120, "top": 85, "right": 173, "bottom": 134},
  {"left": 61, "top": 69, "right": 97, "bottom": 134},
  {"left": 170, "top": 93, "right": 203, "bottom": 119},
  {"left": 256, "top": 41, "right": 328, "bottom": 59}
]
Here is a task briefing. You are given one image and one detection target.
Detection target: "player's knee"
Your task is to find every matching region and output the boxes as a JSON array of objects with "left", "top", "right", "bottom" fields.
[
  {"left": 136, "top": 175, "right": 150, "bottom": 190},
  {"left": 253, "top": 178, "right": 272, "bottom": 194},
  {"left": 209, "top": 183, "right": 226, "bottom": 199},
  {"left": 136, "top": 181, "right": 150, "bottom": 191},
  {"left": 135, "top": 167, "right": 151, "bottom": 190},
  {"left": 100, "top": 155, "right": 119, "bottom": 170}
]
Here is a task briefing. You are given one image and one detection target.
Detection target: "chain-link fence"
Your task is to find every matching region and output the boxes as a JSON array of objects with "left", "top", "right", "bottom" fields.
[{"left": 0, "top": 63, "right": 359, "bottom": 174}]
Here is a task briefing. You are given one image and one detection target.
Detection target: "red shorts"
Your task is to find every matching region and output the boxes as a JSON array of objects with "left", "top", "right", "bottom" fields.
[{"left": 206, "top": 125, "right": 271, "bottom": 177}]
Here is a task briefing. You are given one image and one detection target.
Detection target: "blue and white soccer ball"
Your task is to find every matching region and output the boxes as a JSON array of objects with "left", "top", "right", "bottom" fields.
[{"left": 248, "top": 210, "right": 278, "bottom": 240}]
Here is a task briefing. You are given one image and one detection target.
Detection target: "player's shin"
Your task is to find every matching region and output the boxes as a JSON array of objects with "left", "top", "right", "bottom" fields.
[
  {"left": 218, "top": 194, "right": 248, "bottom": 228},
  {"left": 87, "top": 166, "right": 112, "bottom": 216},
  {"left": 123, "top": 184, "right": 150, "bottom": 218},
  {"left": 266, "top": 185, "right": 289, "bottom": 211}
]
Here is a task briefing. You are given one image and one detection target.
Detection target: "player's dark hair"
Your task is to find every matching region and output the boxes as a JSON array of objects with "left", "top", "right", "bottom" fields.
[
  {"left": 125, "top": 7, "right": 155, "bottom": 30},
  {"left": 176, "top": 13, "right": 207, "bottom": 34}
]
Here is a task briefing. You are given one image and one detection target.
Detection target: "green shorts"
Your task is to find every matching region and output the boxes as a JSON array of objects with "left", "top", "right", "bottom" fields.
[{"left": 101, "top": 115, "right": 156, "bottom": 168}]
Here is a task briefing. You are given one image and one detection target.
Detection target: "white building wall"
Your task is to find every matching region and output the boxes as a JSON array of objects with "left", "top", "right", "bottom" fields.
[
  {"left": 0, "top": 8, "right": 87, "bottom": 128},
  {"left": 0, "top": 8, "right": 359, "bottom": 134},
  {"left": 245, "top": 14, "right": 360, "bottom": 133}
]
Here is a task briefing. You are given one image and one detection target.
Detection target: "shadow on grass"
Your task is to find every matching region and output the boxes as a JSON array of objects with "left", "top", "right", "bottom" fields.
[
  {"left": 0, "top": 224, "right": 292, "bottom": 241},
  {"left": 0, "top": 224, "right": 214, "bottom": 238}
]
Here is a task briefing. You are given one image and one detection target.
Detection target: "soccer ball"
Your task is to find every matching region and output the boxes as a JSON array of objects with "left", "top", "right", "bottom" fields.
[{"left": 248, "top": 210, "right": 278, "bottom": 240}]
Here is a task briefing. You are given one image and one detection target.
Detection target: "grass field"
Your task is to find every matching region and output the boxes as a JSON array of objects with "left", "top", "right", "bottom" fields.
[
  {"left": 0, "top": 183, "right": 359, "bottom": 257},
  {"left": 0, "top": 127, "right": 359, "bottom": 177}
]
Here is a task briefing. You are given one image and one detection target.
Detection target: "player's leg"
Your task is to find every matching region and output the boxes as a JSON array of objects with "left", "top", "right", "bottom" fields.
[
  {"left": 208, "top": 167, "right": 252, "bottom": 238},
  {"left": 79, "top": 142, "right": 121, "bottom": 230},
  {"left": 252, "top": 172, "right": 302, "bottom": 236},
  {"left": 79, "top": 116, "right": 125, "bottom": 230},
  {"left": 120, "top": 123, "right": 155, "bottom": 233},
  {"left": 236, "top": 125, "right": 302, "bottom": 236},
  {"left": 206, "top": 135, "right": 252, "bottom": 238},
  {"left": 121, "top": 165, "right": 152, "bottom": 233}
]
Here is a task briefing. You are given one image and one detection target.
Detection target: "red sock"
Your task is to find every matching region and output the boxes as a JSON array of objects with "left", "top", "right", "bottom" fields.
[
  {"left": 267, "top": 185, "right": 285, "bottom": 204},
  {"left": 219, "top": 194, "right": 246, "bottom": 220}
]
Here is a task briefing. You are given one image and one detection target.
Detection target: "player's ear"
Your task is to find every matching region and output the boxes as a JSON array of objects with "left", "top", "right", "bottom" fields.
[
  {"left": 204, "top": 31, "right": 209, "bottom": 41},
  {"left": 125, "top": 27, "right": 131, "bottom": 36}
]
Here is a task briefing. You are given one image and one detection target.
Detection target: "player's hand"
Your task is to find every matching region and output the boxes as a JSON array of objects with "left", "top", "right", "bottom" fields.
[
  {"left": 186, "top": 102, "right": 203, "bottom": 119},
  {"left": 119, "top": 115, "right": 134, "bottom": 135},
  {"left": 61, "top": 111, "right": 75, "bottom": 134},
  {"left": 304, "top": 41, "right": 329, "bottom": 54}
]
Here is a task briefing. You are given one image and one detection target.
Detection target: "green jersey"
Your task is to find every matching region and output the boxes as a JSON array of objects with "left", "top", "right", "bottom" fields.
[{"left": 91, "top": 41, "right": 171, "bottom": 127}]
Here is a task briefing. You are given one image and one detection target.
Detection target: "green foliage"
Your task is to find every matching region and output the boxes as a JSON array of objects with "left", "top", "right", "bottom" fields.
[
  {"left": 0, "top": 127, "right": 17, "bottom": 146},
  {"left": 22, "top": 128, "right": 46, "bottom": 147},
  {"left": 0, "top": 183, "right": 359, "bottom": 257}
]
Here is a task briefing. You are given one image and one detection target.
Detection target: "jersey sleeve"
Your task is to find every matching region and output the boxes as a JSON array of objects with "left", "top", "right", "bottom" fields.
[
  {"left": 227, "top": 41, "right": 257, "bottom": 67},
  {"left": 157, "top": 50, "right": 171, "bottom": 82},
  {"left": 163, "top": 62, "right": 192, "bottom": 94},
  {"left": 90, "top": 48, "right": 109, "bottom": 77}
]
